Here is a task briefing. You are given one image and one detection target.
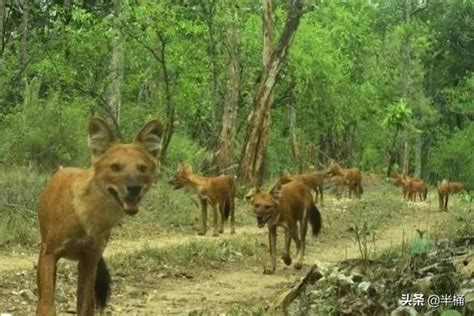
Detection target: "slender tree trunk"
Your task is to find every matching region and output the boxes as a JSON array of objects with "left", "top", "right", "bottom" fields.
[
  {"left": 157, "top": 33, "right": 175, "bottom": 164},
  {"left": 402, "top": 138, "right": 410, "bottom": 174},
  {"left": 386, "top": 126, "right": 400, "bottom": 178},
  {"left": 238, "top": 0, "right": 304, "bottom": 186},
  {"left": 212, "top": 1, "right": 240, "bottom": 174},
  {"left": 413, "top": 137, "right": 422, "bottom": 177},
  {"left": 20, "top": 0, "right": 28, "bottom": 106},
  {"left": 201, "top": 0, "right": 219, "bottom": 127},
  {"left": 105, "top": 0, "right": 124, "bottom": 131},
  {"left": 0, "top": 0, "right": 5, "bottom": 56},
  {"left": 288, "top": 101, "right": 302, "bottom": 173}
]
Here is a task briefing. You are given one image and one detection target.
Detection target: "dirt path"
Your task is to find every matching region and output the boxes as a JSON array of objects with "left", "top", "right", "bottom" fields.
[{"left": 0, "top": 196, "right": 454, "bottom": 314}]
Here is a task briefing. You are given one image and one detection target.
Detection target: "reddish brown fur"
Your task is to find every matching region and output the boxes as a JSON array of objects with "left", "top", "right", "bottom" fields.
[
  {"left": 249, "top": 181, "right": 321, "bottom": 273},
  {"left": 392, "top": 173, "right": 426, "bottom": 201},
  {"left": 437, "top": 179, "right": 450, "bottom": 211},
  {"left": 330, "top": 174, "right": 348, "bottom": 199},
  {"left": 437, "top": 180, "right": 466, "bottom": 211},
  {"left": 169, "top": 163, "right": 235, "bottom": 236},
  {"left": 449, "top": 182, "right": 465, "bottom": 194},
  {"left": 326, "top": 161, "right": 363, "bottom": 198},
  {"left": 279, "top": 170, "right": 327, "bottom": 205},
  {"left": 36, "top": 118, "right": 162, "bottom": 315}
]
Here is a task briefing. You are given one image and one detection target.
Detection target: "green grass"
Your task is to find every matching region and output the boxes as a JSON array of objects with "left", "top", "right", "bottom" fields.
[
  {"left": 109, "top": 236, "right": 266, "bottom": 275},
  {"left": 0, "top": 167, "right": 47, "bottom": 246}
]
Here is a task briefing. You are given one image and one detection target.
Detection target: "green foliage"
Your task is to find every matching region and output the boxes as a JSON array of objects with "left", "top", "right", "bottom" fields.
[
  {"left": 0, "top": 0, "right": 471, "bottom": 183},
  {"left": 0, "top": 167, "right": 47, "bottom": 246},
  {"left": 428, "top": 125, "right": 474, "bottom": 187},
  {"left": 409, "top": 236, "right": 435, "bottom": 255}
]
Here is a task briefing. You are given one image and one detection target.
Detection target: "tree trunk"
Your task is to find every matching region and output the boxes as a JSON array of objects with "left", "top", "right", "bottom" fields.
[
  {"left": 413, "top": 137, "right": 422, "bottom": 177},
  {"left": 201, "top": 0, "right": 219, "bottom": 131},
  {"left": 238, "top": 0, "right": 304, "bottom": 186},
  {"left": 386, "top": 126, "right": 400, "bottom": 178},
  {"left": 288, "top": 101, "right": 302, "bottom": 173},
  {"left": 20, "top": 0, "right": 28, "bottom": 105},
  {"left": 212, "top": 1, "right": 240, "bottom": 174},
  {"left": 402, "top": 138, "right": 410, "bottom": 174},
  {"left": 157, "top": 33, "right": 175, "bottom": 165},
  {"left": 105, "top": 0, "right": 124, "bottom": 133},
  {"left": 0, "top": 0, "right": 5, "bottom": 56}
]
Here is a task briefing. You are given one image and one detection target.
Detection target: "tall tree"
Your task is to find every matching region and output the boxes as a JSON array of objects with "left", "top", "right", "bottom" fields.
[
  {"left": 105, "top": 0, "right": 125, "bottom": 133},
  {"left": 212, "top": 0, "right": 240, "bottom": 174},
  {"left": 0, "top": 0, "right": 5, "bottom": 56},
  {"left": 238, "top": 0, "right": 304, "bottom": 185}
]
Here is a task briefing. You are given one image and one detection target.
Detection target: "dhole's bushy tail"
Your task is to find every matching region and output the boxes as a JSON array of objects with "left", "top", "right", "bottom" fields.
[
  {"left": 309, "top": 204, "right": 322, "bottom": 236},
  {"left": 95, "top": 257, "right": 111, "bottom": 310},
  {"left": 222, "top": 199, "right": 231, "bottom": 220},
  {"left": 359, "top": 181, "right": 364, "bottom": 195},
  {"left": 423, "top": 186, "right": 428, "bottom": 201}
]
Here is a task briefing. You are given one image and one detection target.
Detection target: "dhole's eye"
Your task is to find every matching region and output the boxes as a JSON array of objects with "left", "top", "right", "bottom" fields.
[
  {"left": 137, "top": 164, "right": 148, "bottom": 173},
  {"left": 265, "top": 205, "right": 272, "bottom": 210},
  {"left": 110, "top": 163, "right": 121, "bottom": 172}
]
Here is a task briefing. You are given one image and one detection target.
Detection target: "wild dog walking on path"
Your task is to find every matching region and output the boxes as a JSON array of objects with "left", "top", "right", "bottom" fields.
[
  {"left": 248, "top": 180, "right": 321, "bottom": 274},
  {"left": 278, "top": 170, "right": 327, "bottom": 206},
  {"left": 437, "top": 179, "right": 467, "bottom": 211},
  {"left": 36, "top": 118, "right": 162, "bottom": 316},
  {"left": 330, "top": 174, "right": 348, "bottom": 199},
  {"left": 392, "top": 173, "right": 427, "bottom": 202},
  {"left": 326, "top": 161, "right": 363, "bottom": 198},
  {"left": 169, "top": 163, "right": 235, "bottom": 236}
]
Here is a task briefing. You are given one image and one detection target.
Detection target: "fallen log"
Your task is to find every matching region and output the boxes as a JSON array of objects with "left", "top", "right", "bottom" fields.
[{"left": 267, "top": 264, "right": 323, "bottom": 313}]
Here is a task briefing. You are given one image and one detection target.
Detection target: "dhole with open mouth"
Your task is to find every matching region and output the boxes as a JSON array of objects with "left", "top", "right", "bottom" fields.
[{"left": 36, "top": 118, "right": 162, "bottom": 315}]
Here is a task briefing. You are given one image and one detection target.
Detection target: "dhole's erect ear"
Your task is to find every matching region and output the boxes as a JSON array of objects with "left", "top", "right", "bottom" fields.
[
  {"left": 88, "top": 118, "right": 117, "bottom": 159},
  {"left": 270, "top": 183, "right": 282, "bottom": 201},
  {"left": 134, "top": 119, "right": 163, "bottom": 157}
]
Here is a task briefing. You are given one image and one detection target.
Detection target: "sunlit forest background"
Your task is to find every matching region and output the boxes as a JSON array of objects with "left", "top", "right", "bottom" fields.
[{"left": 0, "top": 0, "right": 472, "bottom": 187}]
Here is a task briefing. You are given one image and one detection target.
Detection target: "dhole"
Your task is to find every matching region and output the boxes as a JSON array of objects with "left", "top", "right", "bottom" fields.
[
  {"left": 248, "top": 180, "right": 321, "bottom": 273},
  {"left": 279, "top": 170, "right": 327, "bottom": 206},
  {"left": 392, "top": 173, "right": 426, "bottom": 201},
  {"left": 36, "top": 118, "right": 162, "bottom": 315},
  {"left": 330, "top": 174, "right": 348, "bottom": 199},
  {"left": 437, "top": 179, "right": 467, "bottom": 211},
  {"left": 169, "top": 163, "right": 235, "bottom": 236},
  {"left": 437, "top": 179, "right": 450, "bottom": 211},
  {"left": 326, "top": 161, "right": 363, "bottom": 198}
]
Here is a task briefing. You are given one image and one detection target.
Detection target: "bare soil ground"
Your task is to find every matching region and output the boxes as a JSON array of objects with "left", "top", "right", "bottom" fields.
[{"left": 0, "top": 177, "right": 470, "bottom": 315}]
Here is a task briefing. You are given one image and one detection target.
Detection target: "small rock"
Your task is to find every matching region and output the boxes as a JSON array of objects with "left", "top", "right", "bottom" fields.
[
  {"left": 351, "top": 273, "right": 363, "bottom": 283},
  {"left": 19, "top": 289, "right": 36, "bottom": 301}
]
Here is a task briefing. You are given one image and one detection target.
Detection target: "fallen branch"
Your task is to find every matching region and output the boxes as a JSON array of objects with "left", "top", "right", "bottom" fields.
[{"left": 267, "top": 264, "right": 323, "bottom": 313}]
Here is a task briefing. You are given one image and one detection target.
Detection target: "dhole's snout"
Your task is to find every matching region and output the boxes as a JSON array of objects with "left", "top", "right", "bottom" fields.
[
  {"left": 254, "top": 211, "right": 271, "bottom": 228},
  {"left": 107, "top": 182, "right": 147, "bottom": 216}
]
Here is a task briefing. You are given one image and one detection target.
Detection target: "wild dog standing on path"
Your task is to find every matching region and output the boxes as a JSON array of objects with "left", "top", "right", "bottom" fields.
[
  {"left": 330, "top": 174, "right": 348, "bottom": 199},
  {"left": 326, "top": 161, "right": 363, "bottom": 198},
  {"left": 169, "top": 163, "right": 235, "bottom": 236},
  {"left": 36, "top": 118, "right": 162, "bottom": 316},
  {"left": 248, "top": 180, "right": 321, "bottom": 274},
  {"left": 438, "top": 179, "right": 467, "bottom": 211},
  {"left": 278, "top": 170, "right": 327, "bottom": 206},
  {"left": 407, "top": 177, "right": 428, "bottom": 202},
  {"left": 392, "top": 173, "right": 419, "bottom": 200},
  {"left": 437, "top": 179, "right": 450, "bottom": 211}
]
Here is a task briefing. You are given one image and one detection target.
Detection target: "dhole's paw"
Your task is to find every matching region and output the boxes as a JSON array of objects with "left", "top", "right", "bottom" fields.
[
  {"left": 218, "top": 229, "right": 224, "bottom": 234},
  {"left": 281, "top": 254, "right": 292, "bottom": 266},
  {"left": 294, "top": 262, "right": 303, "bottom": 270},
  {"left": 197, "top": 231, "right": 206, "bottom": 236},
  {"left": 263, "top": 268, "right": 274, "bottom": 275},
  {"left": 212, "top": 232, "right": 219, "bottom": 237}
]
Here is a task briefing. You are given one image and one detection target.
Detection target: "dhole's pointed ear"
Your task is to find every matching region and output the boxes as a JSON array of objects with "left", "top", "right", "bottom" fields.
[
  {"left": 183, "top": 163, "right": 193, "bottom": 172},
  {"left": 88, "top": 118, "right": 117, "bottom": 159},
  {"left": 245, "top": 187, "right": 259, "bottom": 202},
  {"left": 134, "top": 119, "right": 163, "bottom": 157},
  {"left": 270, "top": 183, "right": 282, "bottom": 201}
]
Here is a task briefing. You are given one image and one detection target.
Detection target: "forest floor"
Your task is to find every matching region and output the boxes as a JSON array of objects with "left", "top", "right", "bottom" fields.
[{"left": 0, "top": 175, "right": 471, "bottom": 315}]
